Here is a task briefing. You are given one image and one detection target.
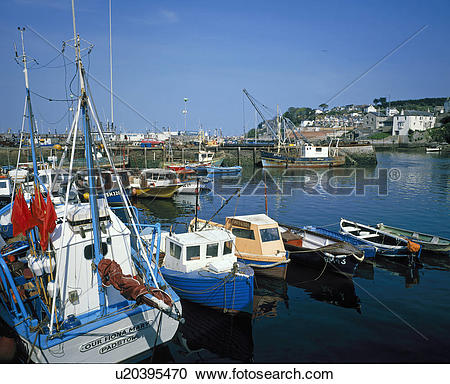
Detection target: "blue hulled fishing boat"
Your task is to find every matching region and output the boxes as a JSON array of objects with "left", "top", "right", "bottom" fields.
[
  {"left": 160, "top": 229, "right": 254, "bottom": 313},
  {"left": 0, "top": 17, "right": 182, "bottom": 363}
]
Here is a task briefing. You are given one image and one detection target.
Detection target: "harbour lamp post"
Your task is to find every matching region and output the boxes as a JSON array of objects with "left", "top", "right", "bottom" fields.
[{"left": 182, "top": 98, "right": 188, "bottom": 132}]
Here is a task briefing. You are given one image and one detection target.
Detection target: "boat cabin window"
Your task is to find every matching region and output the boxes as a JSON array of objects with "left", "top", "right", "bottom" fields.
[
  {"left": 260, "top": 227, "right": 280, "bottom": 242},
  {"left": 169, "top": 241, "right": 181, "bottom": 260},
  {"left": 186, "top": 245, "right": 200, "bottom": 261},
  {"left": 223, "top": 241, "right": 233, "bottom": 255},
  {"left": 232, "top": 227, "right": 255, "bottom": 240},
  {"left": 206, "top": 243, "right": 218, "bottom": 258},
  {"left": 316, "top": 148, "right": 322, "bottom": 152},
  {"left": 0, "top": 181, "right": 6, "bottom": 188},
  {"left": 84, "top": 242, "right": 108, "bottom": 260}
]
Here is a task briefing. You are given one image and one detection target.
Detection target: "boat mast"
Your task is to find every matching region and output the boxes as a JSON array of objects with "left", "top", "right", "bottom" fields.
[
  {"left": 108, "top": 0, "right": 114, "bottom": 132},
  {"left": 18, "top": 27, "right": 45, "bottom": 187},
  {"left": 71, "top": 0, "right": 105, "bottom": 312},
  {"left": 277, "top": 104, "right": 281, "bottom": 153}
]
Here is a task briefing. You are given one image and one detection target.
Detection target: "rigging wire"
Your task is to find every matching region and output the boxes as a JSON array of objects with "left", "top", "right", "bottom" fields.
[{"left": 30, "top": 90, "right": 73, "bottom": 102}]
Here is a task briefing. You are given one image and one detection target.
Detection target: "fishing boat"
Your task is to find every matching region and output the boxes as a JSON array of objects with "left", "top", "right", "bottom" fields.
[
  {"left": 129, "top": 168, "right": 181, "bottom": 198},
  {"left": 425, "top": 146, "right": 441, "bottom": 152},
  {"left": 191, "top": 214, "right": 289, "bottom": 279},
  {"left": 175, "top": 169, "right": 211, "bottom": 195},
  {"left": 260, "top": 144, "right": 346, "bottom": 168},
  {"left": 303, "top": 226, "right": 377, "bottom": 258},
  {"left": 206, "top": 166, "right": 242, "bottom": 174},
  {"left": 340, "top": 218, "right": 421, "bottom": 259},
  {"left": 376, "top": 223, "right": 450, "bottom": 253},
  {"left": 160, "top": 229, "right": 254, "bottom": 313},
  {"left": 279, "top": 224, "right": 365, "bottom": 277},
  {"left": 74, "top": 169, "right": 130, "bottom": 204},
  {"left": 0, "top": 22, "right": 183, "bottom": 363}
]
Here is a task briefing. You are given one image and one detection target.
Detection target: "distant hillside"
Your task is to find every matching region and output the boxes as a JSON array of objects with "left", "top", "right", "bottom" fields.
[{"left": 379, "top": 97, "right": 448, "bottom": 111}]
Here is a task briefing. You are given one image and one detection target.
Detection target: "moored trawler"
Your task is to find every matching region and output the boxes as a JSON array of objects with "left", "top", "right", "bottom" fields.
[
  {"left": 0, "top": 20, "right": 183, "bottom": 363},
  {"left": 261, "top": 144, "right": 345, "bottom": 168}
]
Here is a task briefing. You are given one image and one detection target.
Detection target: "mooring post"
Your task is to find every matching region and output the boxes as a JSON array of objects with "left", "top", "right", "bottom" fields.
[
  {"left": 237, "top": 146, "right": 241, "bottom": 166},
  {"left": 182, "top": 147, "right": 185, "bottom": 163},
  {"left": 144, "top": 146, "right": 147, "bottom": 167},
  {"left": 253, "top": 147, "right": 256, "bottom": 167}
]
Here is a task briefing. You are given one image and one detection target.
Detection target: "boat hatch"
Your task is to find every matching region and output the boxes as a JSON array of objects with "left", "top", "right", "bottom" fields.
[
  {"left": 164, "top": 229, "right": 236, "bottom": 273},
  {"left": 66, "top": 202, "right": 110, "bottom": 235}
]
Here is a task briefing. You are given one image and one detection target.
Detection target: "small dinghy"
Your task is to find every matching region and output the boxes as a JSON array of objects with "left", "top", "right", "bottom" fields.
[
  {"left": 160, "top": 229, "right": 254, "bottom": 313},
  {"left": 376, "top": 223, "right": 450, "bottom": 253},
  {"left": 205, "top": 166, "right": 242, "bottom": 174},
  {"left": 340, "top": 218, "right": 421, "bottom": 259},
  {"left": 279, "top": 224, "right": 364, "bottom": 277}
]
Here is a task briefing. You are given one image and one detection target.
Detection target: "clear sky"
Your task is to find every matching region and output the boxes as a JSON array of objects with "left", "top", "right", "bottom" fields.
[{"left": 1, "top": 0, "right": 449, "bottom": 135}]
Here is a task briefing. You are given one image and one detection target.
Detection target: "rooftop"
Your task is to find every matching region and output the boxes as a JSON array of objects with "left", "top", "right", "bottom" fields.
[{"left": 229, "top": 214, "right": 278, "bottom": 226}]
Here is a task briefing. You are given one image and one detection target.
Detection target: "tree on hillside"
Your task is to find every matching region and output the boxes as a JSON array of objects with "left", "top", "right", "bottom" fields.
[
  {"left": 373, "top": 98, "right": 379, "bottom": 106},
  {"left": 319, "top": 103, "right": 328, "bottom": 112},
  {"left": 283, "top": 107, "right": 315, "bottom": 125}
]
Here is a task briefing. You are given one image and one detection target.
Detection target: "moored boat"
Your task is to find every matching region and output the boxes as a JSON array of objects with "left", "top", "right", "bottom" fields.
[
  {"left": 376, "top": 223, "right": 450, "bottom": 253},
  {"left": 279, "top": 224, "right": 364, "bottom": 277},
  {"left": 261, "top": 143, "right": 345, "bottom": 168},
  {"left": 191, "top": 214, "right": 289, "bottom": 279},
  {"left": 129, "top": 168, "right": 181, "bottom": 198},
  {"left": 340, "top": 218, "right": 421, "bottom": 259},
  {"left": 0, "top": 23, "right": 183, "bottom": 363},
  {"left": 160, "top": 229, "right": 254, "bottom": 313},
  {"left": 303, "top": 225, "right": 377, "bottom": 258},
  {"left": 206, "top": 166, "right": 242, "bottom": 174}
]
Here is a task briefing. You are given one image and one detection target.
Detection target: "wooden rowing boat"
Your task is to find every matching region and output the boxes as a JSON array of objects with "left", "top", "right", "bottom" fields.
[{"left": 376, "top": 223, "right": 450, "bottom": 253}]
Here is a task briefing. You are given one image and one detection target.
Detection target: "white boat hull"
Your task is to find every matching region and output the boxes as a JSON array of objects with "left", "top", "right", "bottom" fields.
[{"left": 23, "top": 302, "right": 181, "bottom": 363}]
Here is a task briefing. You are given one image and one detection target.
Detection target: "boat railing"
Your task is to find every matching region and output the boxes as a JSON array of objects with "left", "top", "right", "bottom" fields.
[
  {"left": 110, "top": 206, "right": 162, "bottom": 286},
  {"left": 0, "top": 256, "right": 28, "bottom": 321}
]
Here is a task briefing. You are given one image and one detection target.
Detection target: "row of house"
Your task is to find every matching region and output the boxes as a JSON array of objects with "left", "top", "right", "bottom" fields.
[{"left": 361, "top": 109, "right": 436, "bottom": 136}]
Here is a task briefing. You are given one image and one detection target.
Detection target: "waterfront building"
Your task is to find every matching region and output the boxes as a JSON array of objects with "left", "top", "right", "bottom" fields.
[
  {"left": 392, "top": 110, "right": 436, "bottom": 136},
  {"left": 361, "top": 112, "right": 393, "bottom": 134}
]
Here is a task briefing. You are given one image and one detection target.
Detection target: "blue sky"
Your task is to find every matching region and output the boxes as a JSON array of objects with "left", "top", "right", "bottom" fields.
[{"left": 1, "top": 0, "right": 449, "bottom": 135}]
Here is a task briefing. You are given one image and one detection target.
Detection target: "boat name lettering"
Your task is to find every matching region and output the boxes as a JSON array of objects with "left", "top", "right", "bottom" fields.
[
  {"left": 99, "top": 334, "right": 139, "bottom": 355},
  {"left": 79, "top": 321, "right": 151, "bottom": 352},
  {"left": 229, "top": 218, "right": 251, "bottom": 229}
]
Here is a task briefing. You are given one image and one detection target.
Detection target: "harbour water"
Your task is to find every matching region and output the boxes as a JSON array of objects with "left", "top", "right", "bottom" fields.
[{"left": 138, "top": 150, "right": 450, "bottom": 363}]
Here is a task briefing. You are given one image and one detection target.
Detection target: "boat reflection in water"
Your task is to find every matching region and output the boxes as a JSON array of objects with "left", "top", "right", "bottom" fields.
[
  {"left": 286, "top": 263, "right": 361, "bottom": 312},
  {"left": 363, "top": 258, "right": 421, "bottom": 288},
  {"left": 253, "top": 275, "right": 289, "bottom": 320},
  {"left": 133, "top": 197, "right": 197, "bottom": 231},
  {"left": 167, "top": 300, "right": 254, "bottom": 363}
]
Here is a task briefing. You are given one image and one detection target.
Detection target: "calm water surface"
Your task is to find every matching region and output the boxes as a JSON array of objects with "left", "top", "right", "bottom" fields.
[{"left": 139, "top": 150, "right": 450, "bottom": 363}]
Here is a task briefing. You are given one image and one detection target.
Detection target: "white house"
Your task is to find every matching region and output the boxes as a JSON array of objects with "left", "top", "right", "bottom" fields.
[
  {"left": 364, "top": 105, "right": 377, "bottom": 113},
  {"left": 386, "top": 107, "right": 399, "bottom": 116},
  {"left": 392, "top": 110, "right": 436, "bottom": 136}
]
